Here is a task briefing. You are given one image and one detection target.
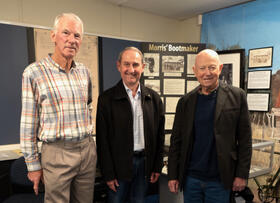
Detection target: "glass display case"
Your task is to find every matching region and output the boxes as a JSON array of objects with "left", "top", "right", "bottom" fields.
[{"left": 249, "top": 139, "right": 275, "bottom": 178}]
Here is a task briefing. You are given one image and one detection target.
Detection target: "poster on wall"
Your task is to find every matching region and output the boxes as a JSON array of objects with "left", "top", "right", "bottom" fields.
[{"left": 141, "top": 42, "right": 206, "bottom": 132}]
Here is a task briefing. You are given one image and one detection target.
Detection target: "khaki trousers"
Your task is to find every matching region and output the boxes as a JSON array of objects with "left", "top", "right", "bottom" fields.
[{"left": 41, "top": 136, "right": 97, "bottom": 203}]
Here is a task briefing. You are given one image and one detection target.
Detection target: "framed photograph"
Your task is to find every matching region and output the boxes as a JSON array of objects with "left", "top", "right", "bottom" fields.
[
  {"left": 247, "top": 70, "right": 271, "bottom": 89},
  {"left": 217, "top": 49, "right": 245, "bottom": 88},
  {"left": 143, "top": 53, "right": 160, "bottom": 77},
  {"left": 247, "top": 93, "right": 270, "bottom": 112},
  {"left": 248, "top": 47, "right": 273, "bottom": 68}
]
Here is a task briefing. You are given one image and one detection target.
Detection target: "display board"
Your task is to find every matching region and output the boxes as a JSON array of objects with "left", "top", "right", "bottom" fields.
[{"left": 141, "top": 42, "right": 206, "bottom": 132}]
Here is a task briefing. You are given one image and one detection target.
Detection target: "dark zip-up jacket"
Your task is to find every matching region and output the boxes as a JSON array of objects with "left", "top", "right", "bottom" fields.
[{"left": 96, "top": 80, "right": 165, "bottom": 181}]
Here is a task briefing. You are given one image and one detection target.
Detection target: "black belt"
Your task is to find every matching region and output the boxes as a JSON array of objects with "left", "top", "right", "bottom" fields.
[{"left": 133, "top": 150, "right": 145, "bottom": 156}]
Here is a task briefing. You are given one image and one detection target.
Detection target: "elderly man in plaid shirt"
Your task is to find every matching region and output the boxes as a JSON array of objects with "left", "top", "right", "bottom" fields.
[{"left": 20, "top": 13, "right": 97, "bottom": 203}]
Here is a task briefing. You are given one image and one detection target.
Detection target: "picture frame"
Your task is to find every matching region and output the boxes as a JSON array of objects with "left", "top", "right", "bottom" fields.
[
  {"left": 248, "top": 47, "right": 273, "bottom": 68},
  {"left": 247, "top": 93, "right": 270, "bottom": 112},
  {"left": 217, "top": 49, "right": 245, "bottom": 89},
  {"left": 247, "top": 70, "right": 272, "bottom": 89}
]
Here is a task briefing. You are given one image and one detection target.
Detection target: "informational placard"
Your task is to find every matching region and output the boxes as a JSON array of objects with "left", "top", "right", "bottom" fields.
[
  {"left": 247, "top": 70, "right": 271, "bottom": 89},
  {"left": 163, "top": 79, "right": 185, "bottom": 95},
  {"left": 247, "top": 93, "right": 270, "bottom": 112},
  {"left": 165, "top": 114, "right": 175, "bottom": 130},
  {"left": 165, "top": 97, "right": 180, "bottom": 113}
]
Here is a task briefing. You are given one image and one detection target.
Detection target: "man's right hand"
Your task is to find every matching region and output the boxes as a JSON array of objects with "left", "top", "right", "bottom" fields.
[
  {"left": 106, "top": 179, "right": 119, "bottom": 192},
  {"left": 27, "top": 170, "right": 43, "bottom": 195},
  {"left": 168, "top": 180, "right": 179, "bottom": 194}
]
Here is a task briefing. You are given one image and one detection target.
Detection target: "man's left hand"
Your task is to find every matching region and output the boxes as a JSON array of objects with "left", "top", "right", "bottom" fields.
[
  {"left": 150, "top": 172, "right": 160, "bottom": 183},
  {"left": 232, "top": 177, "right": 246, "bottom": 191}
]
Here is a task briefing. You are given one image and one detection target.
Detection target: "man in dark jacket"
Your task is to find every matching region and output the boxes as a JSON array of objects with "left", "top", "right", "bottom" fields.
[
  {"left": 96, "top": 47, "right": 165, "bottom": 203},
  {"left": 168, "top": 49, "right": 252, "bottom": 203}
]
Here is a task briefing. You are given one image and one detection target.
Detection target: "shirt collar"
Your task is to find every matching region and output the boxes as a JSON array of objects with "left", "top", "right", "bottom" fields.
[
  {"left": 47, "top": 54, "right": 76, "bottom": 72},
  {"left": 123, "top": 82, "right": 141, "bottom": 96}
]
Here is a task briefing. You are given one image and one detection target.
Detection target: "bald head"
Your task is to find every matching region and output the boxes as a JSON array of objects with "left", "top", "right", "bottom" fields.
[{"left": 195, "top": 49, "right": 221, "bottom": 67}]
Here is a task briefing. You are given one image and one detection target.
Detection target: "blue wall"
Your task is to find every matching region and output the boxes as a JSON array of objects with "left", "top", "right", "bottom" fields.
[
  {"left": 201, "top": 0, "right": 279, "bottom": 74},
  {"left": 0, "top": 24, "right": 30, "bottom": 145}
]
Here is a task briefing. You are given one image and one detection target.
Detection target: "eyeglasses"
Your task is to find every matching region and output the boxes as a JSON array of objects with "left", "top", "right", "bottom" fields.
[{"left": 197, "top": 65, "right": 218, "bottom": 72}]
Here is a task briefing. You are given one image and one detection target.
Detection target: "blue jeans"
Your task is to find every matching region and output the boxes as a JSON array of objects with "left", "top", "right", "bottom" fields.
[
  {"left": 183, "top": 176, "right": 230, "bottom": 203},
  {"left": 108, "top": 155, "right": 147, "bottom": 203}
]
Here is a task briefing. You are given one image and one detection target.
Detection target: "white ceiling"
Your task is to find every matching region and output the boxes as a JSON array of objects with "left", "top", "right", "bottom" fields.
[{"left": 104, "top": 0, "right": 254, "bottom": 20}]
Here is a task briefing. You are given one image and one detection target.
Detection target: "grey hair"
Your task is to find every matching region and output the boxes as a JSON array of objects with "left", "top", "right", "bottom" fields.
[
  {"left": 118, "top": 47, "right": 144, "bottom": 64},
  {"left": 53, "top": 13, "right": 84, "bottom": 35}
]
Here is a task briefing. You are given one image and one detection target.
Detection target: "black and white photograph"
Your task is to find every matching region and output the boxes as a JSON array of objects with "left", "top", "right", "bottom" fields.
[
  {"left": 144, "top": 53, "right": 160, "bottom": 76},
  {"left": 218, "top": 49, "right": 245, "bottom": 88},
  {"left": 144, "top": 79, "right": 160, "bottom": 94},
  {"left": 219, "top": 63, "right": 233, "bottom": 85},
  {"left": 162, "top": 55, "right": 184, "bottom": 73}
]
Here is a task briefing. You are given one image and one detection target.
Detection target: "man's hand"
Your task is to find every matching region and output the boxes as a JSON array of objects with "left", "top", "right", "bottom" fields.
[
  {"left": 27, "top": 170, "right": 43, "bottom": 195},
  {"left": 107, "top": 179, "right": 119, "bottom": 192},
  {"left": 150, "top": 172, "right": 160, "bottom": 183},
  {"left": 168, "top": 180, "right": 179, "bottom": 194},
  {"left": 232, "top": 177, "right": 246, "bottom": 192}
]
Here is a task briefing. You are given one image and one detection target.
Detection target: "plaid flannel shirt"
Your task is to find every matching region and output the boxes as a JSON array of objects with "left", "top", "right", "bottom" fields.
[{"left": 20, "top": 55, "right": 93, "bottom": 171}]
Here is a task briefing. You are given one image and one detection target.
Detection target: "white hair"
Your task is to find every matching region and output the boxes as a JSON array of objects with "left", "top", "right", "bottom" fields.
[
  {"left": 195, "top": 49, "right": 221, "bottom": 65},
  {"left": 53, "top": 13, "right": 84, "bottom": 35}
]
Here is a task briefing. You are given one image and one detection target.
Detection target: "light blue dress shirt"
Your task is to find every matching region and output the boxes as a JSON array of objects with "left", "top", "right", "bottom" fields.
[{"left": 123, "top": 82, "right": 145, "bottom": 151}]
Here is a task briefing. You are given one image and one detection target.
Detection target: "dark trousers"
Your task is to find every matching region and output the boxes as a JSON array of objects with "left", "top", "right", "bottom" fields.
[{"left": 108, "top": 155, "right": 148, "bottom": 203}]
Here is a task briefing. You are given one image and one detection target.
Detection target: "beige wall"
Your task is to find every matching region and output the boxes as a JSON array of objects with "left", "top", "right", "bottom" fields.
[
  {"left": 0, "top": 0, "right": 201, "bottom": 42},
  {"left": 176, "top": 16, "right": 201, "bottom": 43}
]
